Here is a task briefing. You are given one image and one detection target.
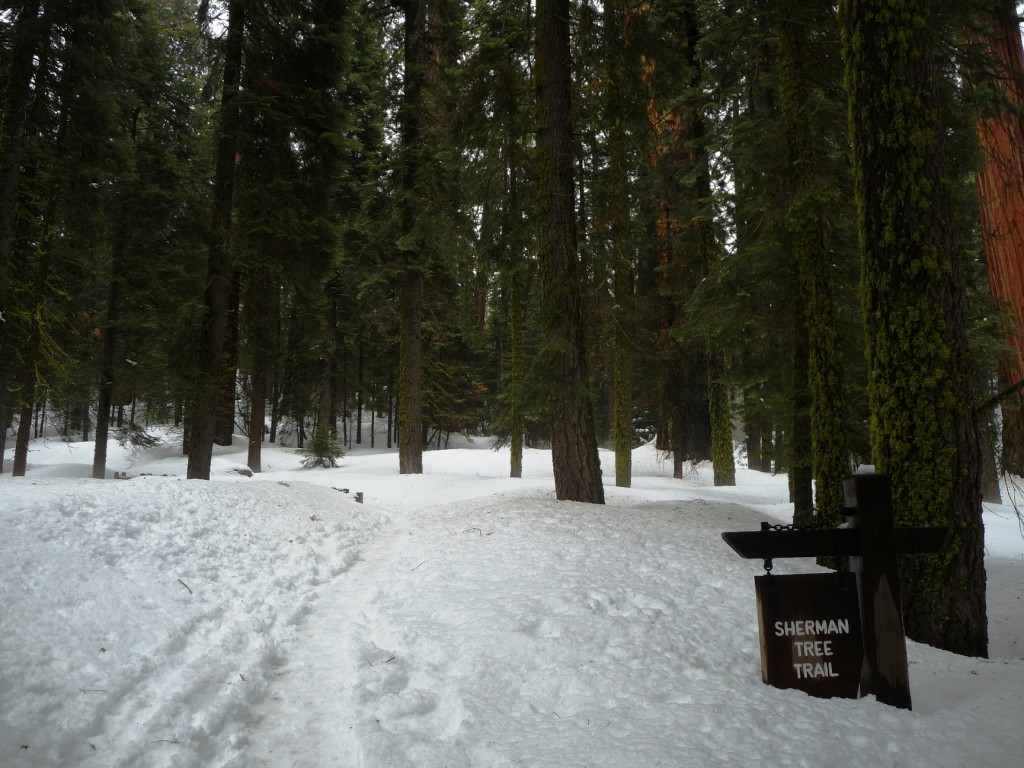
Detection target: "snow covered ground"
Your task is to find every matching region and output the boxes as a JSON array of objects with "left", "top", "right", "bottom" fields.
[{"left": 2, "top": 429, "right": 1022, "bottom": 768}]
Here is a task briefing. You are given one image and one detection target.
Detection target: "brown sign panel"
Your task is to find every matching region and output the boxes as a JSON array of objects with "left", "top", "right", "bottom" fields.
[{"left": 755, "top": 573, "right": 864, "bottom": 699}]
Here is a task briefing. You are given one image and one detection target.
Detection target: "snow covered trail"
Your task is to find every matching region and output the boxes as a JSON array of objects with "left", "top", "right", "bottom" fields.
[
  {"left": 245, "top": 513, "right": 414, "bottom": 767},
  {"left": 4, "top": 438, "right": 1024, "bottom": 768},
  {"left": 246, "top": 490, "right": 768, "bottom": 767},
  {"left": 243, "top": 486, "right": 1024, "bottom": 768},
  {"left": 0, "top": 479, "right": 385, "bottom": 768}
]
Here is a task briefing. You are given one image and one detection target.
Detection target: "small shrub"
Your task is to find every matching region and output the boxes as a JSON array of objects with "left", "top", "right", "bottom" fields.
[{"left": 301, "top": 428, "right": 343, "bottom": 469}]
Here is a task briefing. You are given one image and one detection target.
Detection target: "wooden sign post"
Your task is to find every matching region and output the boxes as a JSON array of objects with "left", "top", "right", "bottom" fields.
[{"left": 722, "top": 473, "right": 947, "bottom": 710}]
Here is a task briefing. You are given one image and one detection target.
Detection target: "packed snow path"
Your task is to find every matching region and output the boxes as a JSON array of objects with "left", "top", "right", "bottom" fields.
[
  {"left": 245, "top": 489, "right": 1024, "bottom": 768},
  {"left": 3, "top": 438, "right": 1024, "bottom": 767}
]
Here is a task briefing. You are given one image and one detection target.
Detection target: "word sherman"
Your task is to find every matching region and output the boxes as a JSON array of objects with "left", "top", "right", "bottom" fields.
[{"left": 773, "top": 618, "right": 851, "bottom": 637}]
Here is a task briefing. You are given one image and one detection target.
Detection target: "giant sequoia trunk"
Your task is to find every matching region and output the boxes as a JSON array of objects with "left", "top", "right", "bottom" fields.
[
  {"left": 535, "top": 0, "right": 605, "bottom": 504},
  {"left": 972, "top": 0, "right": 1024, "bottom": 476},
  {"left": 840, "top": 0, "right": 987, "bottom": 656}
]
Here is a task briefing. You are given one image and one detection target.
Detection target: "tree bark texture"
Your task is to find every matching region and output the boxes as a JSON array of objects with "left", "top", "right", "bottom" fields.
[
  {"left": 535, "top": 0, "right": 604, "bottom": 503},
  {"left": 972, "top": 0, "right": 1024, "bottom": 475},
  {"left": 840, "top": 0, "right": 987, "bottom": 655},
  {"left": 396, "top": 0, "right": 426, "bottom": 475}
]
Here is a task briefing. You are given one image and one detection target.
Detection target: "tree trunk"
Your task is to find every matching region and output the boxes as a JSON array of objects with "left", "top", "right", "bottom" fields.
[
  {"left": 93, "top": 278, "right": 120, "bottom": 479},
  {"left": 13, "top": 192, "right": 59, "bottom": 476},
  {"left": 187, "top": 0, "right": 244, "bottom": 480},
  {"left": 509, "top": 271, "right": 525, "bottom": 479},
  {"left": 840, "top": 0, "right": 987, "bottom": 656},
  {"left": 790, "top": 296, "right": 814, "bottom": 524},
  {"left": 397, "top": 0, "right": 426, "bottom": 475},
  {"left": 0, "top": 1, "right": 45, "bottom": 474},
  {"left": 606, "top": 0, "right": 635, "bottom": 488},
  {"left": 777, "top": 1, "right": 850, "bottom": 524},
  {"left": 214, "top": 270, "right": 240, "bottom": 447},
  {"left": 972, "top": 0, "right": 1024, "bottom": 476},
  {"left": 535, "top": 0, "right": 604, "bottom": 503},
  {"left": 244, "top": 270, "right": 273, "bottom": 474}
]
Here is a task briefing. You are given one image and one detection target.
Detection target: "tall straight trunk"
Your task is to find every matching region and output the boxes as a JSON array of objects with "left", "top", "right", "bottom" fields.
[
  {"left": 743, "top": 391, "right": 764, "bottom": 472},
  {"left": 606, "top": 0, "right": 634, "bottom": 489},
  {"left": 13, "top": 192, "right": 59, "bottom": 476},
  {"left": 509, "top": 271, "right": 525, "bottom": 479},
  {"left": 840, "top": 0, "right": 987, "bottom": 655},
  {"left": 777, "top": 0, "right": 849, "bottom": 524},
  {"left": 356, "top": 334, "right": 364, "bottom": 445},
  {"left": 535, "top": 0, "right": 604, "bottom": 503},
  {"left": 92, "top": 278, "right": 120, "bottom": 479},
  {"left": 247, "top": 364, "right": 267, "bottom": 473},
  {"left": 245, "top": 270, "right": 274, "bottom": 473},
  {"left": 397, "top": 0, "right": 426, "bottom": 475},
  {"left": 972, "top": 0, "right": 1024, "bottom": 476},
  {"left": 397, "top": 275, "right": 423, "bottom": 473},
  {"left": 790, "top": 296, "right": 814, "bottom": 523},
  {"left": 0, "top": 1, "right": 46, "bottom": 474},
  {"left": 187, "top": 0, "right": 244, "bottom": 480},
  {"left": 682, "top": 0, "right": 732, "bottom": 485},
  {"left": 214, "top": 270, "right": 240, "bottom": 446},
  {"left": 505, "top": 131, "right": 526, "bottom": 479},
  {"left": 536, "top": 0, "right": 606, "bottom": 505},
  {"left": 708, "top": 346, "right": 735, "bottom": 485}
]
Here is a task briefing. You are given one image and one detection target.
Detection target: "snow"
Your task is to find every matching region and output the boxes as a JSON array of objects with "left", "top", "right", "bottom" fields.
[{"left": 2, "top": 431, "right": 1023, "bottom": 768}]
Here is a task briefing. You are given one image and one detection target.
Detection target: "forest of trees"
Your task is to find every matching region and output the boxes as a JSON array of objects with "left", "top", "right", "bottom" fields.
[{"left": 3, "top": 1, "right": 1023, "bottom": 656}]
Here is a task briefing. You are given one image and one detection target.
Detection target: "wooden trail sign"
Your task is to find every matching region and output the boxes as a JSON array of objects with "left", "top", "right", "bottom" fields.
[
  {"left": 722, "top": 473, "right": 947, "bottom": 710},
  {"left": 755, "top": 572, "right": 864, "bottom": 699}
]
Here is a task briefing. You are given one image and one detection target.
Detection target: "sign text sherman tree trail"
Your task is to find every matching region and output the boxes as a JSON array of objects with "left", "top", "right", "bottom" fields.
[{"left": 723, "top": 473, "right": 947, "bottom": 710}]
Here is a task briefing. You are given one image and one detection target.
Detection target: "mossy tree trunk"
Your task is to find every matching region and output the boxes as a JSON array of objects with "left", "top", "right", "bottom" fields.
[
  {"left": 777, "top": 0, "right": 850, "bottom": 524},
  {"left": 840, "top": 0, "right": 987, "bottom": 656}
]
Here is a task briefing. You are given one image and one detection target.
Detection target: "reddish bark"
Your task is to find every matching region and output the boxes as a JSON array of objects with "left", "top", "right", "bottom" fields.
[{"left": 973, "top": 3, "right": 1024, "bottom": 473}]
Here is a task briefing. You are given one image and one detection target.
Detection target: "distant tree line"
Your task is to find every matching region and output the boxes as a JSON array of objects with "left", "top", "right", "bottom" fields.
[{"left": 4, "top": 0, "right": 1022, "bottom": 657}]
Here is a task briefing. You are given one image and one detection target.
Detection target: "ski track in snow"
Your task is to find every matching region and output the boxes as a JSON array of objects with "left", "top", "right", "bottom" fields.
[{"left": 1, "top": 479, "right": 385, "bottom": 768}]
